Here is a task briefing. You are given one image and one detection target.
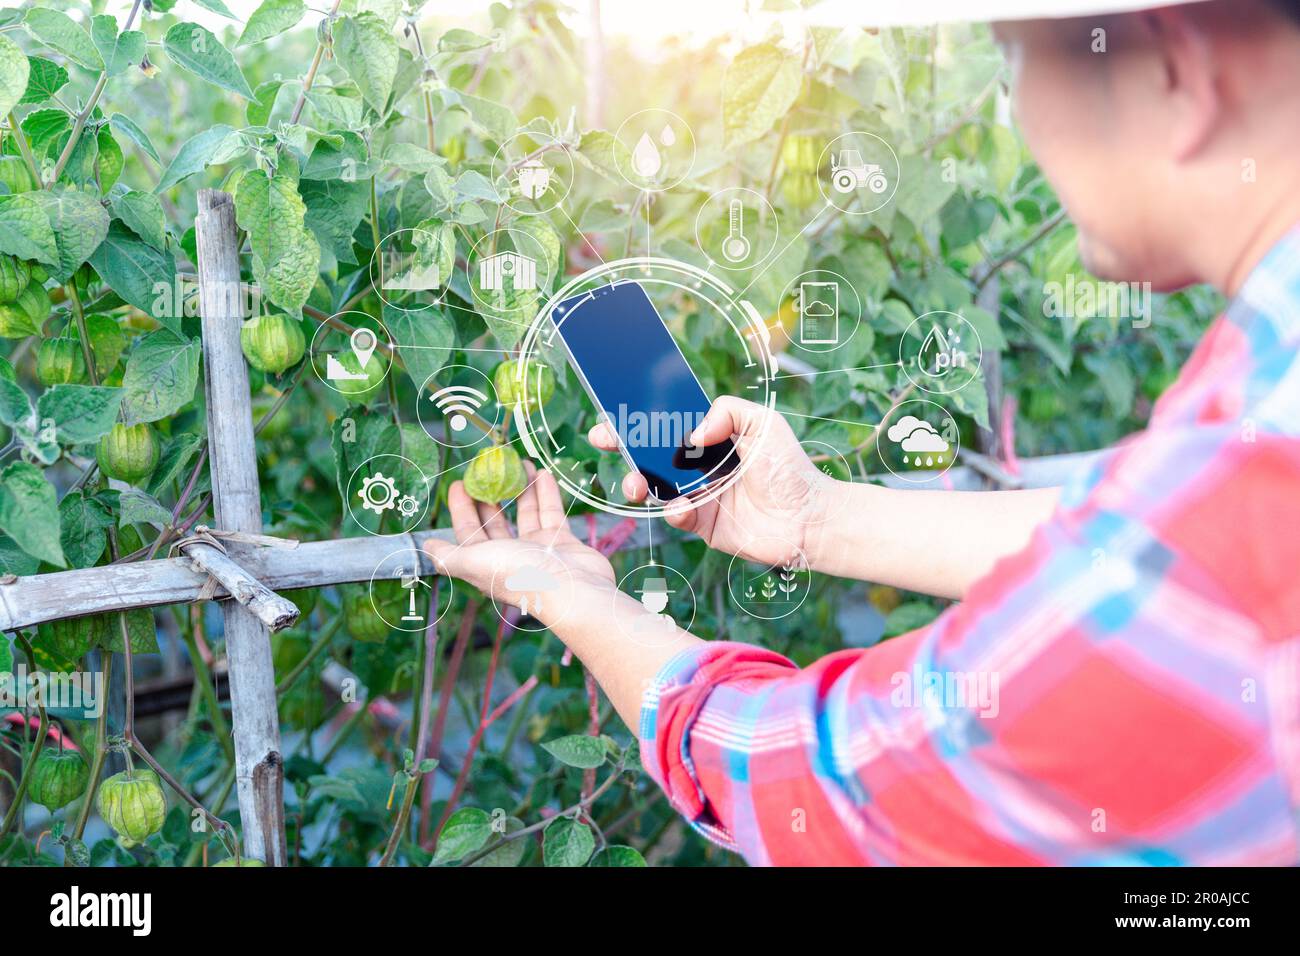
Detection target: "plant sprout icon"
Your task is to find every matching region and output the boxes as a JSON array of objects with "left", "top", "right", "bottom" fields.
[{"left": 743, "top": 559, "right": 804, "bottom": 603}]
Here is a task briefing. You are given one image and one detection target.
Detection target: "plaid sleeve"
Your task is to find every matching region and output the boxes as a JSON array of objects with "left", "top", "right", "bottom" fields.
[{"left": 638, "top": 426, "right": 1300, "bottom": 866}]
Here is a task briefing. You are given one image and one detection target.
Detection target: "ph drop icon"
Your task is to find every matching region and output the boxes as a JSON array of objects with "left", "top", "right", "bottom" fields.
[{"left": 632, "top": 132, "right": 662, "bottom": 180}]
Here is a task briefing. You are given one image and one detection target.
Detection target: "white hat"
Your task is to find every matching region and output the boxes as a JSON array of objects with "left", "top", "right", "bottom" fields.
[{"left": 806, "top": 0, "right": 1211, "bottom": 28}]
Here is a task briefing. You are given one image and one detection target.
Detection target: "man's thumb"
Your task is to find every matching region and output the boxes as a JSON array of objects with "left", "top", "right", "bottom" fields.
[{"left": 690, "top": 396, "right": 763, "bottom": 446}]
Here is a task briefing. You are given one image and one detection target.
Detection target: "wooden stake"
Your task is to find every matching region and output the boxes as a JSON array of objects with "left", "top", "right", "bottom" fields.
[{"left": 195, "top": 189, "right": 287, "bottom": 866}]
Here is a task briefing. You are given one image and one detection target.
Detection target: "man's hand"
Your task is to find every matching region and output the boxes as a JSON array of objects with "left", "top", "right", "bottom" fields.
[
  {"left": 423, "top": 462, "right": 615, "bottom": 625},
  {"left": 588, "top": 396, "right": 839, "bottom": 567}
]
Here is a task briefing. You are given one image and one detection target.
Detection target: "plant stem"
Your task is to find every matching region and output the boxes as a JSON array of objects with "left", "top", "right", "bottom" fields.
[
  {"left": 69, "top": 653, "right": 112, "bottom": 847},
  {"left": 0, "top": 637, "right": 50, "bottom": 841},
  {"left": 47, "top": 0, "right": 144, "bottom": 186},
  {"left": 5, "top": 112, "right": 41, "bottom": 184},
  {"left": 378, "top": 771, "right": 420, "bottom": 866},
  {"left": 275, "top": 615, "right": 341, "bottom": 695},
  {"left": 180, "top": 613, "right": 234, "bottom": 764}
]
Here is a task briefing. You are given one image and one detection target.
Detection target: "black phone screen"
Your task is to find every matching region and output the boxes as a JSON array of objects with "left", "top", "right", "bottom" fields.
[{"left": 552, "top": 281, "right": 739, "bottom": 501}]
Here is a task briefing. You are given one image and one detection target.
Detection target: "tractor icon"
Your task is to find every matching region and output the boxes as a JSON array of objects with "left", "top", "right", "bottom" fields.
[{"left": 830, "top": 149, "right": 888, "bottom": 194}]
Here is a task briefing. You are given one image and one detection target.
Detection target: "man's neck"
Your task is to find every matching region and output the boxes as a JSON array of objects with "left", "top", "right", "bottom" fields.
[{"left": 1206, "top": 163, "right": 1300, "bottom": 297}]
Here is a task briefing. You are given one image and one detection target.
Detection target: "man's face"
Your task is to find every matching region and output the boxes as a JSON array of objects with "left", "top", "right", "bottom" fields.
[{"left": 993, "top": 19, "right": 1186, "bottom": 286}]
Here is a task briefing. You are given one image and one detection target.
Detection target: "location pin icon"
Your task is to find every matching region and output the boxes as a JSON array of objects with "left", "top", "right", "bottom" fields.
[{"left": 350, "top": 327, "right": 378, "bottom": 367}]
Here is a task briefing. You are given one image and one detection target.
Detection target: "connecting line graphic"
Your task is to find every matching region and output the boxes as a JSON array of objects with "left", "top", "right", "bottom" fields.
[
  {"left": 733, "top": 200, "right": 834, "bottom": 300},
  {"left": 556, "top": 204, "right": 610, "bottom": 267},
  {"left": 779, "top": 408, "right": 887, "bottom": 431},
  {"left": 773, "top": 361, "right": 901, "bottom": 381}
]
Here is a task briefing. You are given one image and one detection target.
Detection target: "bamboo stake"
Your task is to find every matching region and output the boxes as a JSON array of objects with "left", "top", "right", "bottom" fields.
[{"left": 195, "top": 189, "right": 287, "bottom": 866}]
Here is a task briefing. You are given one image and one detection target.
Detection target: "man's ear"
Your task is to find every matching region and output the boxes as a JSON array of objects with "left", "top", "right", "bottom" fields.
[{"left": 1144, "top": 7, "right": 1221, "bottom": 161}]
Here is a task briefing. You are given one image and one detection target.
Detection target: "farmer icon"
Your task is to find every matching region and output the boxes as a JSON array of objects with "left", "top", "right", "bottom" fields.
[{"left": 636, "top": 576, "right": 675, "bottom": 617}]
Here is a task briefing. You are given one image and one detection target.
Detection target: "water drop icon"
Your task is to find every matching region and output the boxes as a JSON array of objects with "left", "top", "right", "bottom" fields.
[
  {"left": 632, "top": 132, "right": 662, "bottom": 179},
  {"left": 659, "top": 124, "right": 676, "bottom": 147}
]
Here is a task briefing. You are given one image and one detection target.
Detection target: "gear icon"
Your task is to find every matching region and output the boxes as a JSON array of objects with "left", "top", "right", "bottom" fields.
[
  {"left": 359, "top": 472, "right": 399, "bottom": 514},
  {"left": 397, "top": 494, "right": 419, "bottom": 517}
]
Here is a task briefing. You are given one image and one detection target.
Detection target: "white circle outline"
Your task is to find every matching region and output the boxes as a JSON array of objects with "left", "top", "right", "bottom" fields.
[
  {"left": 613, "top": 108, "right": 697, "bottom": 192},
  {"left": 416, "top": 363, "right": 501, "bottom": 449},
  {"left": 309, "top": 311, "right": 394, "bottom": 395},
  {"left": 876, "top": 398, "right": 960, "bottom": 484},
  {"left": 464, "top": 228, "right": 555, "bottom": 318},
  {"left": 369, "top": 227, "right": 447, "bottom": 313},
  {"left": 816, "top": 132, "right": 901, "bottom": 216},
  {"left": 368, "top": 547, "right": 453, "bottom": 632},
  {"left": 513, "top": 257, "right": 779, "bottom": 519},
  {"left": 490, "top": 132, "right": 575, "bottom": 216},
  {"left": 726, "top": 539, "right": 812, "bottom": 621},
  {"left": 898, "top": 310, "right": 984, "bottom": 395},
  {"left": 692, "top": 186, "right": 780, "bottom": 272},
  {"left": 613, "top": 562, "right": 697, "bottom": 646},
  {"left": 345, "top": 453, "right": 431, "bottom": 535},
  {"left": 777, "top": 268, "right": 864, "bottom": 355}
]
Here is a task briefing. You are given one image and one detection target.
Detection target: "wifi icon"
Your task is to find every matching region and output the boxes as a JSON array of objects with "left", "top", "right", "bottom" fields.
[{"left": 429, "top": 384, "right": 488, "bottom": 432}]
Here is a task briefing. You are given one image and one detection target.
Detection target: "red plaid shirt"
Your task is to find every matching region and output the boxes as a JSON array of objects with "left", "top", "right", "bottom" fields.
[{"left": 639, "top": 231, "right": 1300, "bottom": 866}]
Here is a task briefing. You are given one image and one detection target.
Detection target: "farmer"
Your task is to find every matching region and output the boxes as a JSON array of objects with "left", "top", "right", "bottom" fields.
[{"left": 425, "top": 0, "right": 1300, "bottom": 865}]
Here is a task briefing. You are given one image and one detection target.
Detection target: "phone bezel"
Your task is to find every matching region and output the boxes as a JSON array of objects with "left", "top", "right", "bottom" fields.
[{"left": 549, "top": 279, "right": 737, "bottom": 505}]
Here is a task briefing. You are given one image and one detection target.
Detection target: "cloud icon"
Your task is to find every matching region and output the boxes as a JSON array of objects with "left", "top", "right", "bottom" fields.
[
  {"left": 886, "top": 415, "right": 950, "bottom": 453},
  {"left": 505, "top": 565, "right": 559, "bottom": 592},
  {"left": 900, "top": 427, "right": 950, "bottom": 453}
]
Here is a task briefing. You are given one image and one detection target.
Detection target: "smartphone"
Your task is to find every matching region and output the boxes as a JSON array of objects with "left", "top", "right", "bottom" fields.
[{"left": 551, "top": 280, "right": 739, "bottom": 502}]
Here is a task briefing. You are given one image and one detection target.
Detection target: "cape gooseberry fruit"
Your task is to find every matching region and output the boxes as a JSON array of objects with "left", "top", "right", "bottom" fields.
[
  {"left": 343, "top": 585, "right": 390, "bottom": 643},
  {"left": 781, "top": 172, "right": 819, "bottom": 209},
  {"left": 240, "top": 314, "right": 306, "bottom": 375},
  {"left": 0, "top": 155, "right": 37, "bottom": 195},
  {"left": 493, "top": 359, "right": 555, "bottom": 412},
  {"left": 214, "top": 858, "right": 266, "bottom": 867},
  {"left": 97, "top": 423, "right": 160, "bottom": 484},
  {"left": 781, "top": 135, "right": 822, "bottom": 175},
  {"left": 97, "top": 769, "right": 167, "bottom": 845},
  {"left": 0, "top": 255, "right": 32, "bottom": 304},
  {"left": 464, "top": 445, "right": 527, "bottom": 504},
  {"left": 36, "top": 337, "right": 88, "bottom": 386},
  {"left": 28, "top": 748, "right": 90, "bottom": 812},
  {"left": 0, "top": 283, "right": 48, "bottom": 338}
]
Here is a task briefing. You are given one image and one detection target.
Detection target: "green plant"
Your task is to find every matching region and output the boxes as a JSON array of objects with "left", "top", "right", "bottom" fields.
[{"left": 0, "top": 0, "right": 1212, "bottom": 869}]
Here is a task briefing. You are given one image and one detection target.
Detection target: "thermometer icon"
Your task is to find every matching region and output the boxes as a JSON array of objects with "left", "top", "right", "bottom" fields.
[{"left": 721, "top": 198, "right": 751, "bottom": 263}]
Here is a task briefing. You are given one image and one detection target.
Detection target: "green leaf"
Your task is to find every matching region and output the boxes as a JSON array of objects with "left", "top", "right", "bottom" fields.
[
  {"left": 118, "top": 488, "right": 172, "bottom": 529},
  {"left": 575, "top": 129, "right": 631, "bottom": 183},
  {"left": 0, "top": 193, "right": 59, "bottom": 265},
  {"left": 0, "top": 634, "right": 11, "bottom": 675},
  {"left": 191, "top": 0, "right": 238, "bottom": 17},
  {"left": 542, "top": 817, "right": 595, "bottom": 867},
  {"left": 333, "top": 13, "right": 398, "bottom": 114},
  {"left": 589, "top": 845, "right": 648, "bottom": 867},
  {"left": 383, "top": 303, "right": 454, "bottom": 391},
  {"left": 383, "top": 142, "right": 441, "bottom": 173},
  {"left": 895, "top": 154, "right": 957, "bottom": 229},
  {"left": 19, "top": 56, "right": 68, "bottom": 107},
  {"left": 722, "top": 43, "right": 801, "bottom": 147},
  {"left": 59, "top": 491, "right": 113, "bottom": 569},
  {"left": 883, "top": 601, "right": 940, "bottom": 638},
  {"left": 0, "top": 461, "right": 65, "bottom": 567},
  {"left": 25, "top": 9, "right": 103, "bottom": 72},
  {"left": 146, "top": 432, "right": 203, "bottom": 497},
  {"left": 36, "top": 385, "right": 124, "bottom": 445},
  {"left": 0, "top": 33, "right": 30, "bottom": 120},
  {"left": 301, "top": 177, "right": 369, "bottom": 266},
  {"left": 0, "top": 378, "right": 32, "bottom": 429},
  {"left": 438, "top": 28, "right": 492, "bottom": 52},
  {"left": 432, "top": 807, "right": 493, "bottom": 863},
  {"left": 155, "top": 124, "right": 237, "bottom": 194},
  {"left": 28, "top": 185, "right": 111, "bottom": 282},
  {"left": 110, "top": 113, "right": 160, "bottom": 165},
  {"left": 88, "top": 221, "right": 180, "bottom": 331},
  {"left": 246, "top": 80, "right": 284, "bottom": 126},
  {"left": 112, "top": 190, "right": 167, "bottom": 251},
  {"left": 469, "top": 817, "right": 526, "bottom": 867},
  {"left": 233, "top": 164, "right": 320, "bottom": 315},
  {"left": 541, "top": 734, "right": 608, "bottom": 769},
  {"left": 451, "top": 91, "right": 517, "bottom": 143},
  {"left": 240, "top": 0, "right": 306, "bottom": 46},
  {"left": 120, "top": 331, "right": 201, "bottom": 426},
  {"left": 162, "top": 22, "right": 254, "bottom": 100},
  {"left": 301, "top": 130, "right": 372, "bottom": 181},
  {"left": 99, "top": 608, "right": 160, "bottom": 654},
  {"left": 90, "top": 15, "right": 145, "bottom": 78}
]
